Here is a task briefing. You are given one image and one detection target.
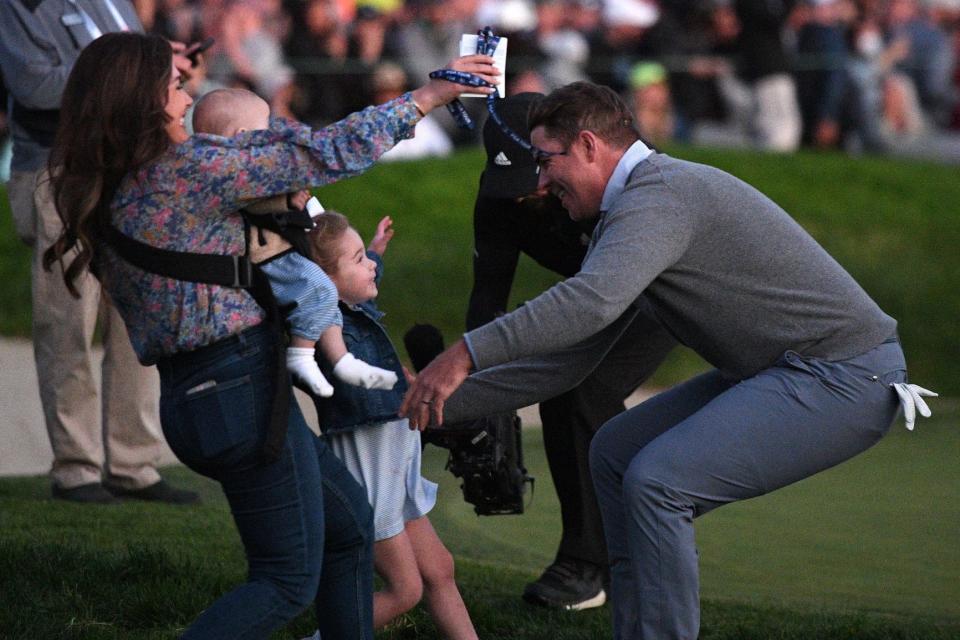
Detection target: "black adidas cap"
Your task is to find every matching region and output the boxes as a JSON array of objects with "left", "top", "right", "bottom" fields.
[{"left": 479, "top": 92, "right": 543, "bottom": 199}]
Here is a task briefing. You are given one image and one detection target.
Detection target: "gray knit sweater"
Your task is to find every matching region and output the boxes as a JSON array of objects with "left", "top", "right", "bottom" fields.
[{"left": 447, "top": 153, "right": 895, "bottom": 421}]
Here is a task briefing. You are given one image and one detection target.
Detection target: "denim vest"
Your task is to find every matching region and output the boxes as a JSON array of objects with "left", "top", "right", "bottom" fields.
[{"left": 313, "top": 253, "right": 409, "bottom": 433}]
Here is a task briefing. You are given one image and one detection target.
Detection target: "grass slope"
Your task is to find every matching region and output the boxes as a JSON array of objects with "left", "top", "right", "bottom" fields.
[
  {"left": 2, "top": 146, "right": 959, "bottom": 391},
  {"left": 2, "top": 410, "right": 957, "bottom": 638}
]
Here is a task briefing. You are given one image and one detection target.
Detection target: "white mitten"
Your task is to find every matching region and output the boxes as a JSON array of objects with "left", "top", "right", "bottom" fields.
[
  {"left": 891, "top": 382, "right": 937, "bottom": 430},
  {"left": 333, "top": 353, "right": 398, "bottom": 390},
  {"left": 287, "top": 347, "right": 334, "bottom": 397}
]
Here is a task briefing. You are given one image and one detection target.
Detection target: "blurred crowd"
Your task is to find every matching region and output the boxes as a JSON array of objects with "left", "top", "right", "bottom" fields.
[{"left": 3, "top": 0, "right": 960, "bottom": 170}]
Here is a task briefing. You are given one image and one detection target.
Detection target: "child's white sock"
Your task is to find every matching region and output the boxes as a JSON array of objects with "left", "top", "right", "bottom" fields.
[
  {"left": 333, "top": 353, "right": 398, "bottom": 390},
  {"left": 287, "top": 347, "right": 334, "bottom": 397}
]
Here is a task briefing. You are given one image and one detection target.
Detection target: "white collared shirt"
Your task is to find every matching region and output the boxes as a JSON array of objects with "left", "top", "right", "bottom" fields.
[{"left": 599, "top": 140, "right": 653, "bottom": 213}]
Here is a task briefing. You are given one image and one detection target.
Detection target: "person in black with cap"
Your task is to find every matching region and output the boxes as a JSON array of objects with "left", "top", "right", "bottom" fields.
[{"left": 466, "top": 92, "right": 676, "bottom": 610}]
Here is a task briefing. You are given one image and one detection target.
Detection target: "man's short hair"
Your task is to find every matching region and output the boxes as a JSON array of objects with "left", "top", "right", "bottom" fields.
[{"left": 528, "top": 81, "right": 640, "bottom": 149}]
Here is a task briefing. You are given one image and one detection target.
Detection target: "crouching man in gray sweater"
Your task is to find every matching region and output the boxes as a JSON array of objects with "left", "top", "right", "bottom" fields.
[{"left": 401, "top": 82, "right": 931, "bottom": 640}]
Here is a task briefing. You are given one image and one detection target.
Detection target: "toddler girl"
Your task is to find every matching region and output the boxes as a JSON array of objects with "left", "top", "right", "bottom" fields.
[{"left": 306, "top": 210, "right": 477, "bottom": 639}]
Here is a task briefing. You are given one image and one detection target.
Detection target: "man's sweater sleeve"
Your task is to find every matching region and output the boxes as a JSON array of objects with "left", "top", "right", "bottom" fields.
[
  {"left": 445, "top": 307, "right": 641, "bottom": 422},
  {"left": 464, "top": 192, "right": 690, "bottom": 370}
]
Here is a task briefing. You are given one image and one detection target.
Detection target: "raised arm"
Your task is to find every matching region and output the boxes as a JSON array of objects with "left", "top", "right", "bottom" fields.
[{"left": 182, "top": 54, "right": 499, "bottom": 210}]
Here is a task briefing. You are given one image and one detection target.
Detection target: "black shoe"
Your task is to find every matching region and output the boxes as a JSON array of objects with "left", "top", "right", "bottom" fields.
[
  {"left": 522, "top": 557, "right": 607, "bottom": 611},
  {"left": 52, "top": 482, "right": 121, "bottom": 504},
  {"left": 106, "top": 479, "right": 200, "bottom": 505}
]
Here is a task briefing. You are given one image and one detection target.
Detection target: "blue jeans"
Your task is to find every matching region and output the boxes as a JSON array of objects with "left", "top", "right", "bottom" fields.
[
  {"left": 589, "top": 339, "right": 906, "bottom": 640},
  {"left": 157, "top": 324, "right": 374, "bottom": 639}
]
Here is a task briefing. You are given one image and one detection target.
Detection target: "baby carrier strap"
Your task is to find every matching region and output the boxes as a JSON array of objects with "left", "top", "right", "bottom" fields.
[
  {"left": 244, "top": 208, "right": 313, "bottom": 261},
  {"left": 101, "top": 224, "right": 290, "bottom": 462}
]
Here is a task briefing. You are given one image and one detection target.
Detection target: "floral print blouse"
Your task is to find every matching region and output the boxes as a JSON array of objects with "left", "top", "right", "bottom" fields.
[{"left": 100, "top": 94, "right": 419, "bottom": 364}]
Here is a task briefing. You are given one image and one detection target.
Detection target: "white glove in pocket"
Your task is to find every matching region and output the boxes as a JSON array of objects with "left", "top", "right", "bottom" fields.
[{"left": 891, "top": 383, "right": 937, "bottom": 430}]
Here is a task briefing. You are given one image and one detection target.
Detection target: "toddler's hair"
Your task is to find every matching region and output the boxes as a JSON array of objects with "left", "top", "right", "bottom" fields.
[{"left": 307, "top": 211, "right": 351, "bottom": 273}]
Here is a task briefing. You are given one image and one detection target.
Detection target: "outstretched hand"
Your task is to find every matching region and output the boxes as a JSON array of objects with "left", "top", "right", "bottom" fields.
[
  {"left": 410, "top": 54, "right": 499, "bottom": 114},
  {"left": 368, "top": 216, "right": 394, "bottom": 256},
  {"left": 399, "top": 339, "right": 473, "bottom": 430}
]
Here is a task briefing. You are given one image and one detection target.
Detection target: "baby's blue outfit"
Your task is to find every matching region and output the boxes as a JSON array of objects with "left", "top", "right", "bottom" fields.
[{"left": 260, "top": 251, "right": 341, "bottom": 340}]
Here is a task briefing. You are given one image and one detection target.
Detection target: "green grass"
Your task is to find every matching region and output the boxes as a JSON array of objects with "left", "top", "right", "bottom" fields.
[
  {"left": 2, "top": 408, "right": 958, "bottom": 638},
  {"left": 2, "top": 147, "right": 957, "bottom": 637},
  {"left": 3, "top": 145, "right": 960, "bottom": 391}
]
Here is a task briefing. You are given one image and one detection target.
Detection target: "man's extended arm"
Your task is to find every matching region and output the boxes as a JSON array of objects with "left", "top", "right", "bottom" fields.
[
  {"left": 442, "top": 306, "right": 643, "bottom": 422},
  {"left": 465, "top": 193, "right": 690, "bottom": 370}
]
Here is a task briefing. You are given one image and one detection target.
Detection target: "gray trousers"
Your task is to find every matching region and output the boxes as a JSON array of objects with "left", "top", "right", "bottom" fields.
[{"left": 589, "top": 339, "right": 905, "bottom": 639}]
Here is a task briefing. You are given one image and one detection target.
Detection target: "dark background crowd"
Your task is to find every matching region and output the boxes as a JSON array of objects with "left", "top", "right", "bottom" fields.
[{"left": 3, "top": 0, "right": 960, "bottom": 168}]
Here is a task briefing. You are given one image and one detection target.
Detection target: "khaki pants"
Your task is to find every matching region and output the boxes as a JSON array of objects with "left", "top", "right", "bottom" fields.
[{"left": 8, "top": 169, "right": 163, "bottom": 490}]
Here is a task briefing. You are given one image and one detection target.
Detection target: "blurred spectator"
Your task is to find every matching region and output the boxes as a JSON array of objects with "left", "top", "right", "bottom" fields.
[
  {"left": 844, "top": 13, "right": 922, "bottom": 152},
  {"left": 152, "top": 0, "right": 205, "bottom": 43},
  {"left": 535, "top": 0, "right": 591, "bottom": 88},
  {"left": 390, "top": 0, "right": 472, "bottom": 87},
  {"left": 359, "top": 0, "right": 402, "bottom": 12},
  {"left": 509, "top": 65, "right": 551, "bottom": 94},
  {"left": 793, "top": 0, "right": 850, "bottom": 148},
  {"left": 569, "top": 0, "right": 601, "bottom": 35},
  {"left": 213, "top": 0, "right": 296, "bottom": 117},
  {"left": 284, "top": 0, "right": 363, "bottom": 125},
  {"left": 199, "top": 0, "right": 231, "bottom": 42},
  {"left": 132, "top": 0, "right": 154, "bottom": 29},
  {"left": 590, "top": 0, "right": 661, "bottom": 91},
  {"left": 881, "top": 68, "right": 927, "bottom": 135},
  {"left": 652, "top": 0, "right": 730, "bottom": 142},
  {"left": 720, "top": 0, "right": 802, "bottom": 151},
  {"left": 885, "top": 0, "right": 957, "bottom": 126},
  {"left": 950, "top": 9, "right": 960, "bottom": 129},
  {"left": 60, "top": 0, "right": 960, "bottom": 162},
  {"left": 477, "top": 0, "right": 548, "bottom": 95},
  {"left": 372, "top": 62, "right": 454, "bottom": 160},
  {"left": 477, "top": 0, "right": 537, "bottom": 33},
  {"left": 350, "top": 2, "right": 391, "bottom": 66},
  {"left": 389, "top": 0, "right": 483, "bottom": 141},
  {"left": 628, "top": 61, "right": 676, "bottom": 144},
  {"left": 1, "top": 72, "right": 9, "bottom": 183}
]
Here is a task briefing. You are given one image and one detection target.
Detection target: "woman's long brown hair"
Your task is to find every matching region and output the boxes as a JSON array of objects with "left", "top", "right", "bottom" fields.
[{"left": 44, "top": 33, "right": 174, "bottom": 296}]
